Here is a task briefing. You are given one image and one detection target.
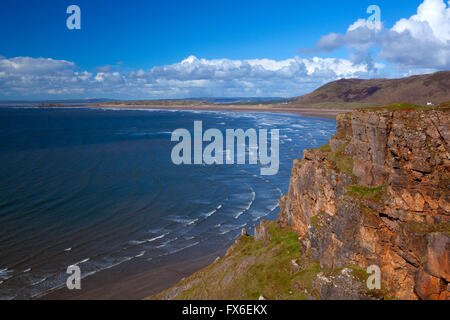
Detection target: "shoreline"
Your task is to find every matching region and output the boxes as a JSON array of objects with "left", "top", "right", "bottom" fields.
[
  {"left": 35, "top": 103, "right": 350, "bottom": 120},
  {"left": 40, "top": 247, "right": 229, "bottom": 300},
  {"left": 34, "top": 104, "right": 340, "bottom": 300}
]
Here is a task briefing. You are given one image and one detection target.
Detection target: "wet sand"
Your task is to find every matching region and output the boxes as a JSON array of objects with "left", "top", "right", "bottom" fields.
[
  {"left": 40, "top": 248, "right": 227, "bottom": 300},
  {"left": 37, "top": 103, "right": 342, "bottom": 300},
  {"left": 62, "top": 103, "right": 350, "bottom": 120}
]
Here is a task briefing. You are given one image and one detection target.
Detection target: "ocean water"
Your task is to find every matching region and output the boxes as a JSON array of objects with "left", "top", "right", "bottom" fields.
[{"left": 0, "top": 107, "right": 336, "bottom": 300}]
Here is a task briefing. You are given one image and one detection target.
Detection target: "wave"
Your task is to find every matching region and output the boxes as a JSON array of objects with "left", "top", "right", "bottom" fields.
[
  {"left": 147, "top": 232, "right": 170, "bottom": 242},
  {"left": 203, "top": 209, "right": 217, "bottom": 218},
  {"left": 31, "top": 277, "right": 48, "bottom": 286},
  {"left": 155, "top": 237, "right": 178, "bottom": 249},
  {"left": 162, "top": 241, "right": 200, "bottom": 256},
  {"left": 219, "top": 223, "right": 247, "bottom": 235},
  {"left": 134, "top": 251, "right": 145, "bottom": 258},
  {"left": 186, "top": 218, "right": 199, "bottom": 226},
  {"left": 252, "top": 203, "right": 279, "bottom": 221},
  {"left": 203, "top": 202, "right": 224, "bottom": 218},
  {"left": 129, "top": 232, "right": 170, "bottom": 246},
  {"left": 234, "top": 188, "right": 255, "bottom": 219},
  {"left": 75, "top": 258, "right": 90, "bottom": 265},
  {"left": 0, "top": 268, "right": 13, "bottom": 280}
]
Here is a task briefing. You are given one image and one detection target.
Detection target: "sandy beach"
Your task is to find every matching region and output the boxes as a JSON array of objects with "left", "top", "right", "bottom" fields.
[
  {"left": 63, "top": 103, "right": 350, "bottom": 120},
  {"left": 34, "top": 104, "right": 341, "bottom": 301},
  {"left": 40, "top": 247, "right": 228, "bottom": 300}
]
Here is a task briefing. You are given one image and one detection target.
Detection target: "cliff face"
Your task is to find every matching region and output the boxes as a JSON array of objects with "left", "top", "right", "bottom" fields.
[{"left": 278, "top": 105, "right": 450, "bottom": 300}]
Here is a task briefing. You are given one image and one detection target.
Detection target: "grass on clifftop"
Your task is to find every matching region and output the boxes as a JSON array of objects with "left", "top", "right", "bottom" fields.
[
  {"left": 361, "top": 102, "right": 450, "bottom": 112},
  {"left": 345, "top": 185, "right": 385, "bottom": 202},
  {"left": 327, "top": 142, "right": 354, "bottom": 177},
  {"left": 150, "top": 221, "right": 322, "bottom": 300},
  {"left": 371, "top": 103, "right": 427, "bottom": 111},
  {"left": 309, "top": 142, "right": 355, "bottom": 178},
  {"left": 150, "top": 221, "right": 391, "bottom": 300}
]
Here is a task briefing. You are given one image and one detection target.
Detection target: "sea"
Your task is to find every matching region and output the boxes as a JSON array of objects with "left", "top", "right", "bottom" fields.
[{"left": 0, "top": 106, "right": 336, "bottom": 299}]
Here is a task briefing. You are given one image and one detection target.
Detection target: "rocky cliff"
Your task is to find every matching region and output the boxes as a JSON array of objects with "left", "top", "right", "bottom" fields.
[
  {"left": 279, "top": 103, "right": 450, "bottom": 300},
  {"left": 151, "top": 103, "right": 449, "bottom": 301}
]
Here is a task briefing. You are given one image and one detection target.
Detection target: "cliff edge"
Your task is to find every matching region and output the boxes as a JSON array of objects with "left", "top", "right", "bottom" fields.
[
  {"left": 279, "top": 103, "right": 449, "bottom": 299},
  {"left": 151, "top": 103, "right": 449, "bottom": 300}
]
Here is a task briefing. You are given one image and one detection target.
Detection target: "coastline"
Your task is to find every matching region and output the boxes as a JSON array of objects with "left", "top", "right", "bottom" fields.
[
  {"left": 37, "top": 103, "right": 350, "bottom": 120},
  {"left": 39, "top": 247, "right": 229, "bottom": 300},
  {"left": 33, "top": 104, "right": 340, "bottom": 300}
]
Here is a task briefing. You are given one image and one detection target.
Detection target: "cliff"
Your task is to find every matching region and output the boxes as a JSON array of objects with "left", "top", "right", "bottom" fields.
[
  {"left": 279, "top": 103, "right": 450, "bottom": 300},
  {"left": 151, "top": 103, "right": 449, "bottom": 300}
]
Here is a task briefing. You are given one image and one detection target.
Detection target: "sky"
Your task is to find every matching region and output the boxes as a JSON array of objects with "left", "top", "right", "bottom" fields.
[{"left": 0, "top": 0, "right": 449, "bottom": 100}]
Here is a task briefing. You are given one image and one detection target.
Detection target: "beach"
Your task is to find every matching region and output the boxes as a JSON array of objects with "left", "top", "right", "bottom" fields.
[
  {"left": 0, "top": 106, "right": 336, "bottom": 300},
  {"left": 40, "top": 247, "right": 227, "bottom": 300},
  {"left": 48, "top": 103, "right": 350, "bottom": 120}
]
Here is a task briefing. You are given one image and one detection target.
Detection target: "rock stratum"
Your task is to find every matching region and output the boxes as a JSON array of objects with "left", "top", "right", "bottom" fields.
[
  {"left": 279, "top": 103, "right": 450, "bottom": 300},
  {"left": 152, "top": 103, "right": 449, "bottom": 300}
]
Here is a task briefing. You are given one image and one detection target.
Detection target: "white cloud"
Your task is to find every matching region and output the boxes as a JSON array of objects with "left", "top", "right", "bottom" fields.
[
  {"left": 348, "top": 18, "right": 382, "bottom": 32},
  {"left": 307, "top": 0, "right": 450, "bottom": 70},
  {"left": 0, "top": 54, "right": 376, "bottom": 99},
  {"left": 392, "top": 0, "right": 450, "bottom": 42}
]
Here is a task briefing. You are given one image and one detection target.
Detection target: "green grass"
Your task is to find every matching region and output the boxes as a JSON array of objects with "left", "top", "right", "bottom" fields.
[
  {"left": 318, "top": 144, "right": 332, "bottom": 152},
  {"left": 345, "top": 185, "right": 385, "bottom": 202},
  {"left": 305, "top": 143, "right": 332, "bottom": 154},
  {"left": 310, "top": 210, "right": 325, "bottom": 230},
  {"left": 327, "top": 142, "right": 355, "bottom": 177},
  {"left": 379, "top": 103, "right": 427, "bottom": 110},
  {"left": 150, "top": 221, "right": 395, "bottom": 300},
  {"left": 325, "top": 266, "right": 392, "bottom": 300},
  {"left": 289, "top": 101, "right": 381, "bottom": 110},
  {"left": 307, "top": 141, "right": 355, "bottom": 178},
  {"left": 151, "top": 221, "right": 324, "bottom": 300},
  {"left": 362, "top": 102, "right": 437, "bottom": 112}
]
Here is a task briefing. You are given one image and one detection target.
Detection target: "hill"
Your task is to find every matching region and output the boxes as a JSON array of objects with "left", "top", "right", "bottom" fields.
[{"left": 290, "top": 71, "right": 450, "bottom": 109}]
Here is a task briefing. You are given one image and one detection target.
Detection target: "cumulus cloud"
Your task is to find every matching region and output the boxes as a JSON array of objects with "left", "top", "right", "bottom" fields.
[
  {"left": 305, "top": 0, "right": 450, "bottom": 70},
  {"left": 0, "top": 55, "right": 376, "bottom": 99}
]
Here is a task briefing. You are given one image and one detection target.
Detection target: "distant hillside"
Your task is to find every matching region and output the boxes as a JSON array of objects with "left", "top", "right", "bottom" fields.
[{"left": 290, "top": 71, "right": 450, "bottom": 109}]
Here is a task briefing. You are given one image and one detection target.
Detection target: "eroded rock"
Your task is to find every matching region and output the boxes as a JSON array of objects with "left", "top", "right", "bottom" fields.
[{"left": 279, "top": 107, "right": 450, "bottom": 300}]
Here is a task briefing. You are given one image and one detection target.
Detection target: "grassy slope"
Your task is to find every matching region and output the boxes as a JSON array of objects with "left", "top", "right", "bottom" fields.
[
  {"left": 88, "top": 72, "right": 450, "bottom": 110},
  {"left": 150, "top": 222, "right": 378, "bottom": 300},
  {"left": 151, "top": 222, "right": 316, "bottom": 300},
  {"left": 290, "top": 71, "right": 450, "bottom": 109}
]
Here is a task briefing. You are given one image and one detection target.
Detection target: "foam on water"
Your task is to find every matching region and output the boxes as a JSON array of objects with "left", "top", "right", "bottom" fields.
[{"left": 0, "top": 106, "right": 336, "bottom": 299}]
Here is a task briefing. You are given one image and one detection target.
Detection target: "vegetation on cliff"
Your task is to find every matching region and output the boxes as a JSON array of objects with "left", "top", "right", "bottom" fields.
[
  {"left": 152, "top": 103, "right": 449, "bottom": 300},
  {"left": 150, "top": 221, "right": 384, "bottom": 300},
  {"left": 279, "top": 105, "right": 449, "bottom": 300}
]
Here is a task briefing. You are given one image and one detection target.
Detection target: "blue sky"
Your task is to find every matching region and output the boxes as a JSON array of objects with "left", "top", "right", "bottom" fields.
[{"left": 0, "top": 0, "right": 448, "bottom": 99}]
